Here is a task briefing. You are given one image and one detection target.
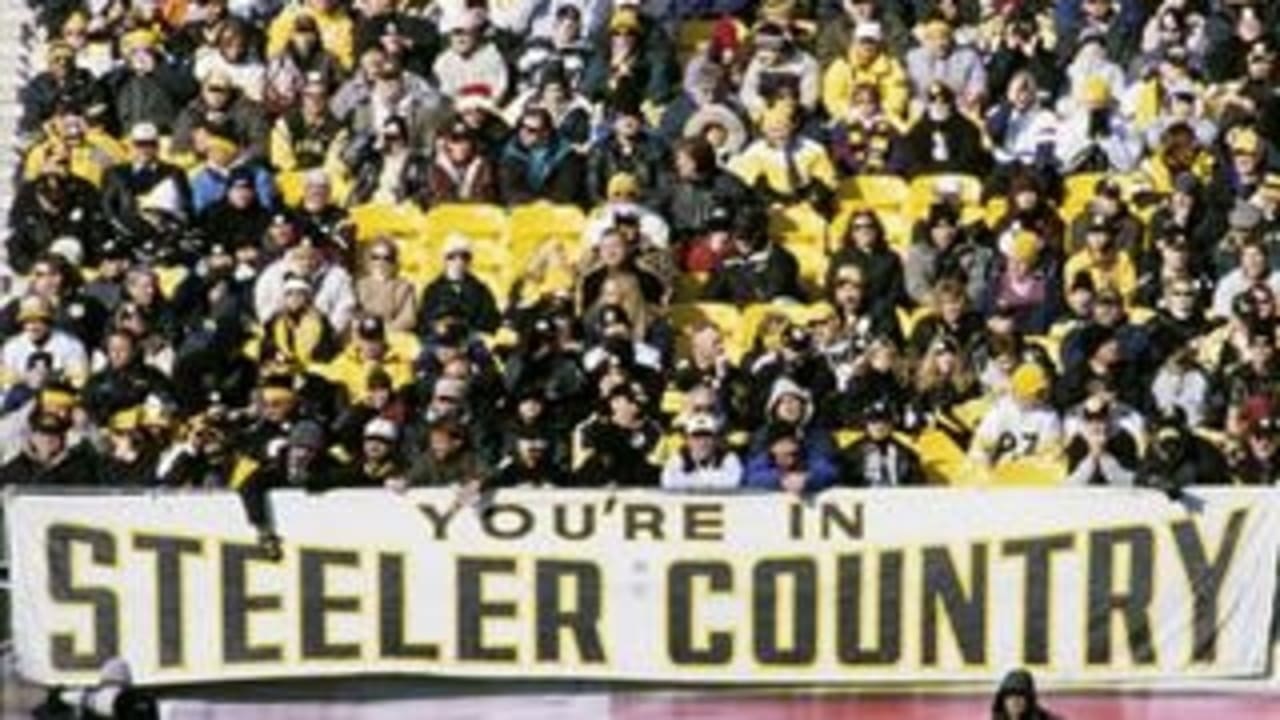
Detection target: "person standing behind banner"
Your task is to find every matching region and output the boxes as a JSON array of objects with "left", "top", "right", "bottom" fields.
[
  {"left": 970, "top": 362, "right": 1062, "bottom": 468},
  {"left": 661, "top": 412, "right": 742, "bottom": 491},
  {"left": 991, "top": 668, "right": 1059, "bottom": 720}
]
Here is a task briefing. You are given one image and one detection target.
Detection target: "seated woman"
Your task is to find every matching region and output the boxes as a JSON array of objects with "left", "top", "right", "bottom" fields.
[{"left": 826, "top": 209, "right": 905, "bottom": 320}]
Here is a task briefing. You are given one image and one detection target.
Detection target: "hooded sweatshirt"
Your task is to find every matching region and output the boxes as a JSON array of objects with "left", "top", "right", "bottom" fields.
[{"left": 991, "top": 669, "right": 1057, "bottom": 720}]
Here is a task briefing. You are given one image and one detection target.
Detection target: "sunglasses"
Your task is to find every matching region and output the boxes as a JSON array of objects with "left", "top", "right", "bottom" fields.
[{"left": 446, "top": 251, "right": 471, "bottom": 261}]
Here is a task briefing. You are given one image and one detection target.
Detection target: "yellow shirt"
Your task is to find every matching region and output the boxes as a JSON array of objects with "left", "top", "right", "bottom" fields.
[
  {"left": 821, "top": 51, "right": 909, "bottom": 124},
  {"left": 312, "top": 347, "right": 414, "bottom": 400},
  {"left": 729, "top": 138, "right": 837, "bottom": 198},
  {"left": 1064, "top": 248, "right": 1138, "bottom": 302},
  {"left": 267, "top": 4, "right": 355, "bottom": 69},
  {"left": 23, "top": 131, "right": 128, "bottom": 186}
]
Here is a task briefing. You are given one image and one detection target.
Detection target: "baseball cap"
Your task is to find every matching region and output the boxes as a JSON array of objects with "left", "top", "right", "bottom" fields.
[
  {"left": 289, "top": 420, "right": 326, "bottom": 450},
  {"left": 363, "top": 418, "right": 399, "bottom": 443}
]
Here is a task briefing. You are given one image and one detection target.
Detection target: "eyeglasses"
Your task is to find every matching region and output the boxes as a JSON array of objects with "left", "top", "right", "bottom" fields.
[
  {"left": 446, "top": 251, "right": 471, "bottom": 261},
  {"left": 370, "top": 253, "right": 393, "bottom": 262}
]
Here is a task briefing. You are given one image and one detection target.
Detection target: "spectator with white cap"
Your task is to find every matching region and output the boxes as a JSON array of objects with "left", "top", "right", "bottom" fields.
[
  {"left": 433, "top": 6, "right": 511, "bottom": 103},
  {"left": 418, "top": 234, "right": 502, "bottom": 334},
  {"left": 660, "top": 411, "right": 742, "bottom": 490},
  {"left": 255, "top": 239, "right": 357, "bottom": 333},
  {"left": 100, "top": 122, "right": 192, "bottom": 242},
  {"left": 355, "top": 416, "right": 406, "bottom": 487}
]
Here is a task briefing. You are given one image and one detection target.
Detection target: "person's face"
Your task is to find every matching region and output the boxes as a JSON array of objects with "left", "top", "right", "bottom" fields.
[
  {"left": 228, "top": 183, "right": 254, "bottom": 207},
  {"left": 1235, "top": 151, "right": 1260, "bottom": 176},
  {"left": 869, "top": 343, "right": 895, "bottom": 371},
  {"left": 31, "top": 430, "right": 65, "bottom": 460},
  {"left": 293, "top": 26, "right": 319, "bottom": 52},
  {"left": 1010, "top": 75, "right": 1035, "bottom": 107},
  {"left": 367, "top": 245, "right": 396, "bottom": 275},
  {"left": 867, "top": 418, "right": 892, "bottom": 441},
  {"left": 429, "top": 428, "right": 462, "bottom": 459},
  {"left": 935, "top": 348, "right": 956, "bottom": 374},
  {"left": 850, "top": 87, "right": 879, "bottom": 116},
  {"left": 1249, "top": 429, "right": 1278, "bottom": 460},
  {"left": 518, "top": 116, "right": 549, "bottom": 147},
  {"left": 283, "top": 287, "right": 311, "bottom": 313},
  {"left": 835, "top": 274, "right": 864, "bottom": 308},
  {"left": 940, "top": 294, "right": 964, "bottom": 322},
  {"left": 450, "top": 29, "right": 478, "bottom": 54},
  {"left": 106, "top": 334, "right": 133, "bottom": 369},
  {"left": 998, "top": 689, "right": 1027, "bottom": 715},
  {"left": 541, "top": 82, "right": 566, "bottom": 105},
  {"left": 1086, "top": 229, "right": 1112, "bottom": 254},
  {"left": 261, "top": 394, "right": 295, "bottom": 423},
  {"left": 203, "top": 82, "right": 232, "bottom": 109},
  {"left": 674, "top": 149, "right": 698, "bottom": 179},
  {"left": 363, "top": 437, "right": 391, "bottom": 462},
  {"left": 1069, "top": 288, "right": 1095, "bottom": 316},
  {"left": 30, "top": 262, "right": 64, "bottom": 297},
  {"left": 1014, "top": 189, "right": 1038, "bottom": 211},
  {"left": 610, "top": 395, "right": 640, "bottom": 425},
  {"left": 445, "top": 248, "right": 472, "bottom": 278},
  {"left": 599, "top": 233, "right": 627, "bottom": 266},
  {"left": 1096, "top": 338, "right": 1120, "bottom": 367},
  {"left": 615, "top": 113, "right": 642, "bottom": 138},
  {"left": 1248, "top": 53, "right": 1274, "bottom": 80},
  {"left": 930, "top": 220, "right": 957, "bottom": 247},
  {"left": 765, "top": 119, "right": 791, "bottom": 146},
  {"left": 1171, "top": 190, "right": 1194, "bottom": 215},
  {"left": 1250, "top": 336, "right": 1274, "bottom": 366},
  {"left": 1253, "top": 290, "right": 1275, "bottom": 319},
  {"left": 692, "top": 327, "right": 723, "bottom": 364},
  {"left": 446, "top": 134, "right": 475, "bottom": 163},
  {"left": 851, "top": 218, "right": 877, "bottom": 247},
  {"left": 129, "top": 48, "right": 156, "bottom": 73},
  {"left": 302, "top": 84, "right": 328, "bottom": 113},
  {"left": 686, "top": 432, "right": 716, "bottom": 460},
  {"left": 770, "top": 437, "right": 802, "bottom": 470},
  {"left": 288, "top": 444, "right": 317, "bottom": 470},
  {"left": 1094, "top": 298, "right": 1121, "bottom": 325},
  {"left": 292, "top": 248, "right": 320, "bottom": 277},
  {"left": 554, "top": 11, "right": 580, "bottom": 43},
  {"left": 1083, "top": 0, "right": 1109, "bottom": 20},
  {"left": 775, "top": 394, "right": 805, "bottom": 424},
  {"left": 1094, "top": 194, "right": 1119, "bottom": 216},
  {"left": 220, "top": 31, "right": 246, "bottom": 61},
  {"left": 1242, "top": 246, "right": 1267, "bottom": 279},
  {"left": 132, "top": 139, "right": 159, "bottom": 164},
  {"left": 1167, "top": 282, "right": 1195, "bottom": 316},
  {"left": 367, "top": 385, "right": 391, "bottom": 408},
  {"left": 518, "top": 397, "right": 544, "bottom": 422},
  {"left": 517, "top": 441, "right": 546, "bottom": 466}
]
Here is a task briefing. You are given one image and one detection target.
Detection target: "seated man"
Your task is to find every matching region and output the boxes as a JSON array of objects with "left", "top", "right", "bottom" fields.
[{"left": 970, "top": 362, "right": 1063, "bottom": 468}]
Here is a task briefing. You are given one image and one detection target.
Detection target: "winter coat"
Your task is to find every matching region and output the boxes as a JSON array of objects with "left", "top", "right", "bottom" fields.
[
  {"left": 497, "top": 136, "right": 587, "bottom": 206},
  {"left": 418, "top": 273, "right": 503, "bottom": 334},
  {"left": 170, "top": 95, "right": 271, "bottom": 160},
  {"left": 742, "top": 439, "right": 839, "bottom": 493},
  {"left": 586, "top": 132, "right": 670, "bottom": 206},
  {"left": 841, "top": 436, "right": 925, "bottom": 487},
  {"left": 0, "top": 442, "right": 102, "bottom": 487},
  {"left": 705, "top": 244, "right": 805, "bottom": 304}
]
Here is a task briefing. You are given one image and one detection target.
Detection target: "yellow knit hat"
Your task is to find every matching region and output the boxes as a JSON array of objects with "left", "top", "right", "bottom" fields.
[
  {"left": 607, "top": 172, "right": 640, "bottom": 200},
  {"left": 1011, "top": 363, "right": 1049, "bottom": 403},
  {"left": 1080, "top": 75, "right": 1110, "bottom": 106},
  {"left": 1009, "top": 231, "right": 1040, "bottom": 264}
]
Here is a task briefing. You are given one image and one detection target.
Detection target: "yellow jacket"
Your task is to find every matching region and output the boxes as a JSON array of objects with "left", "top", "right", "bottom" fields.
[
  {"left": 267, "top": 4, "right": 355, "bottom": 69},
  {"left": 312, "top": 347, "right": 414, "bottom": 400},
  {"left": 821, "top": 51, "right": 909, "bottom": 124},
  {"left": 729, "top": 137, "right": 837, "bottom": 198},
  {"left": 1064, "top": 248, "right": 1138, "bottom": 301},
  {"left": 23, "top": 131, "right": 128, "bottom": 186},
  {"left": 1139, "top": 151, "right": 1215, "bottom": 195}
]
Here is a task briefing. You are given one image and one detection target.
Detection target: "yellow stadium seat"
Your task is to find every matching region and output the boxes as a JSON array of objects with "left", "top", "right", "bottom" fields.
[
  {"left": 830, "top": 204, "right": 914, "bottom": 252},
  {"left": 769, "top": 204, "right": 828, "bottom": 250},
  {"left": 669, "top": 302, "right": 743, "bottom": 360},
  {"left": 739, "top": 302, "right": 809, "bottom": 356},
  {"left": 1062, "top": 172, "right": 1106, "bottom": 220},
  {"left": 989, "top": 456, "right": 1068, "bottom": 488},
  {"left": 509, "top": 203, "right": 586, "bottom": 265},
  {"left": 900, "top": 306, "right": 935, "bottom": 340},
  {"left": 984, "top": 196, "right": 1008, "bottom": 227},
  {"left": 155, "top": 265, "right": 188, "bottom": 299},
  {"left": 950, "top": 397, "right": 992, "bottom": 430},
  {"left": 387, "top": 331, "right": 422, "bottom": 361},
  {"left": 914, "top": 428, "right": 969, "bottom": 485},
  {"left": 836, "top": 174, "right": 910, "bottom": 211},
  {"left": 1024, "top": 334, "right": 1062, "bottom": 371},
  {"left": 789, "top": 243, "right": 829, "bottom": 295},
  {"left": 349, "top": 202, "right": 427, "bottom": 244},
  {"left": 905, "top": 174, "right": 983, "bottom": 220},
  {"left": 661, "top": 389, "right": 686, "bottom": 416},
  {"left": 422, "top": 203, "right": 508, "bottom": 249},
  {"left": 835, "top": 429, "right": 864, "bottom": 449}
]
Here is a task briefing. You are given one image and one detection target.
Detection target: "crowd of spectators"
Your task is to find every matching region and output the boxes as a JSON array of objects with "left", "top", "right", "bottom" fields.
[{"left": 3, "top": 0, "right": 1280, "bottom": 536}]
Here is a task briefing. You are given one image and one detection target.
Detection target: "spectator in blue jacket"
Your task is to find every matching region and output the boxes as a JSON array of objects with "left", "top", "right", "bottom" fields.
[{"left": 743, "top": 422, "right": 839, "bottom": 493}]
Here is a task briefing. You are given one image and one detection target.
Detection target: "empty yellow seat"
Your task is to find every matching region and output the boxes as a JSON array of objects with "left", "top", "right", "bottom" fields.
[
  {"left": 769, "top": 203, "right": 829, "bottom": 250},
  {"left": 914, "top": 428, "right": 969, "bottom": 485},
  {"left": 509, "top": 202, "right": 586, "bottom": 265},
  {"left": 349, "top": 202, "right": 427, "bottom": 244},
  {"left": 989, "top": 456, "right": 1068, "bottom": 488},
  {"left": 836, "top": 174, "right": 910, "bottom": 211},
  {"left": 1062, "top": 172, "right": 1107, "bottom": 220},
  {"left": 422, "top": 203, "right": 507, "bottom": 250}
]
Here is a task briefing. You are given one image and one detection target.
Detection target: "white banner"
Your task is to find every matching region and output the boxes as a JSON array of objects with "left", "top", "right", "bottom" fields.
[{"left": 6, "top": 488, "right": 1279, "bottom": 687}]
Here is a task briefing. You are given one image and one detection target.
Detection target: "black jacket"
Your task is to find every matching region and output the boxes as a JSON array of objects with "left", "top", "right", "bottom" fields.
[
  {"left": 497, "top": 136, "right": 587, "bottom": 206},
  {"left": 0, "top": 442, "right": 102, "bottom": 487},
  {"left": 705, "top": 244, "right": 805, "bottom": 304},
  {"left": 100, "top": 160, "right": 193, "bottom": 240},
  {"left": 585, "top": 131, "right": 670, "bottom": 205},
  {"left": 419, "top": 273, "right": 502, "bottom": 334},
  {"left": 897, "top": 113, "right": 991, "bottom": 178},
  {"left": 841, "top": 436, "right": 925, "bottom": 487},
  {"left": 238, "top": 452, "right": 357, "bottom": 528},
  {"left": 661, "top": 169, "right": 756, "bottom": 242},
  {"left": 8, "top": 174, "right": 104, "bottom": 273},
  {"left": 81, "top": 362, "right": 175, "bottom": 424}
]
